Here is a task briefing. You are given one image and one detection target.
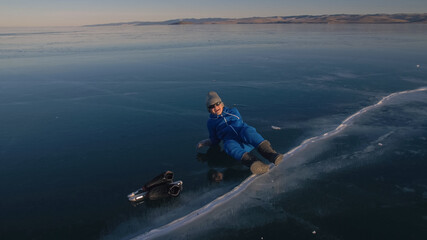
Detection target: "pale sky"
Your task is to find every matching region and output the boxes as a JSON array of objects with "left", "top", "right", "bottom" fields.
[{"left": 1, "top": 0, "right": 426, "bottom": 27}]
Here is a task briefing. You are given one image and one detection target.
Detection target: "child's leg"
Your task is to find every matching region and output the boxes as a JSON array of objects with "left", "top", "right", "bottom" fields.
[
  {"left": 223, "top": 139, "right": 254, "bottom": 161},
  {"left": 224, "top": 139, "right": 269, "bottom": 174},
  {"left": 239, "top": 125, "right": 265, "bottom": 147}
]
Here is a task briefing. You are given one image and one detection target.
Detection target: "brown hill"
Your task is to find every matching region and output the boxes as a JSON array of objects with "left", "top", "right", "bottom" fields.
[{"left": 85, "top": 14, "right": 427, "bottom": 27}]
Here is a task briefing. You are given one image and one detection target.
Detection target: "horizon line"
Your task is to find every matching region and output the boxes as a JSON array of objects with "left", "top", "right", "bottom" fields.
[{"left": 1, "top": 12, "right": 426, "bottom": 28}]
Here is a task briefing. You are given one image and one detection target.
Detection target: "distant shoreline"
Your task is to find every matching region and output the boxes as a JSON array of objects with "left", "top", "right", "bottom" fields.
[{"left": 84, "top": 13, "right": 427, "bottom": 27}]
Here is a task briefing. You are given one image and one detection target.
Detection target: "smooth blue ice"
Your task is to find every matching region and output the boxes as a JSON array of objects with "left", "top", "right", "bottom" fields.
[{"left": 1, "top": 24, "right": 426, "bottom": 240}]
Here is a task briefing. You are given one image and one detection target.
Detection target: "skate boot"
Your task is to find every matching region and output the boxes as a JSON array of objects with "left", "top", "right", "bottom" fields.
[
  {"left": 241, "top": 152, "right": 269, "bottom": 175},
  {"left": 257, "top": 140, "right": 283, "bottom": 166},
  {"left": 142, "top": 171, "right": 174, "bottom": 191}
]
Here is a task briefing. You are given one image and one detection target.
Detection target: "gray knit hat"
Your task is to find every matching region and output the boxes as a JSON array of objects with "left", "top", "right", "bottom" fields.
[{"left": 206, "top": 91, "right": 222, "bottom": 107}]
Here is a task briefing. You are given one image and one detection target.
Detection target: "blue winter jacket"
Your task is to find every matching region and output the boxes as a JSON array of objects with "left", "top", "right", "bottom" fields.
[{"left": 207, "top": 107, "right": 246, "bottom": 145}]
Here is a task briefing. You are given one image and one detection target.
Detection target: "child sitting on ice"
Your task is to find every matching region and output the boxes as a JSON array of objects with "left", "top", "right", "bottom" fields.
[{"left": 197, "top": 91, "right": 283, "bottom": 174}]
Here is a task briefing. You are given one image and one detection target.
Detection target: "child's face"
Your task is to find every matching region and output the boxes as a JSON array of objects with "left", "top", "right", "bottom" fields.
[{"left": 208, "top": 102, "right": 224, "bottom": 115}]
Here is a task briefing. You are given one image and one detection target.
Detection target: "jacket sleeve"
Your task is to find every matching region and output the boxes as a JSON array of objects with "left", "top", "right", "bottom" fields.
[
  {"left": 207, "top": 120, "right": 220, "bottom": 146},
  {"left": 231, "top": 108, "right": 243, "bottom": 120}
]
